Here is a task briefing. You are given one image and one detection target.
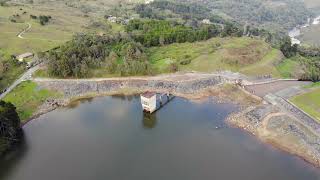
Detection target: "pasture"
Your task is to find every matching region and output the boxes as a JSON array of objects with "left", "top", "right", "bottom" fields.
[{"left": 291, "top": 87, "right": 320, "bottom": 122}]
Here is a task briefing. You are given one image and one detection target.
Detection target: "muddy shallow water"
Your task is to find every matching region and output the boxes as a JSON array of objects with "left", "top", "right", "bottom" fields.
[{"left": 0, "top": 96, "right": 319, "bottom": 180}]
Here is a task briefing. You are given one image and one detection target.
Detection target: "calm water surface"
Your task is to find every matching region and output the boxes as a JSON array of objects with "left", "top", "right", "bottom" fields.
[{"left": 0, "top": 96, "right": 319, "bottom": 180}]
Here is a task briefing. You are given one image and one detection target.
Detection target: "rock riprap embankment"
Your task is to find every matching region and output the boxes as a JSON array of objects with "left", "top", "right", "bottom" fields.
[
  {"left": 35, "top": 73, "right": 240, "bottom": 98},
  {"left": 227, "top": 105, "right": 320, "bottom": 167}
]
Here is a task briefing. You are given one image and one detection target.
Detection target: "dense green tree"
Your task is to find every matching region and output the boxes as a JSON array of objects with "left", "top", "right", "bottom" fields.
[
  {"left": 0, "top": 101, "right": 22, "bottom": 154},
  {"left": 39, "top": 15, "right": 51, "bottom": 25},
  {"left": 280, "top": 37, "right": 297, "bottom": 58},
  {"left": 126, "top": 19, "right": 220, "bottom": 47}
]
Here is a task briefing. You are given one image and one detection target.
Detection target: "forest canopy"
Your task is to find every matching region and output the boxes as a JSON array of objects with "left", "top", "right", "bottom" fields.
[{"left": 0, "top": 101, "right": 21, "bottom": 155}]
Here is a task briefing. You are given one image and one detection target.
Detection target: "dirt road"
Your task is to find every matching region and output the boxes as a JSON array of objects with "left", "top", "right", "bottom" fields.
[{"left": 17, "top": 23, "right": 31, "bottom": 39}]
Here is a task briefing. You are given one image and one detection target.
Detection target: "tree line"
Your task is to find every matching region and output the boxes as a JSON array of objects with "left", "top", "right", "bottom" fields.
[
  {"left": 47, "top": 33, "right": 152, "bottom": 78},
  {"left": 280, "top": 37, "right": 319, "bottom": 82},
  {"left": 126, "top": 19, "right": 245, "bottom": 46},
  {"left": 46, "top": 18, "right": 248, "bottom": 78},
  {"left": 133, "top": 1, "right": 286, "bottom": 46}
]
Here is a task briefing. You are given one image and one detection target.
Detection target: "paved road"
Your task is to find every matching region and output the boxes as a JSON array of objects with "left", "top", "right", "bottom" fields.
[
  {"left": 0, "top": 65, "right": 39, "bottom": 99},
  {"left": 245, "top": 80, "right": 312, "bottom": 97}
]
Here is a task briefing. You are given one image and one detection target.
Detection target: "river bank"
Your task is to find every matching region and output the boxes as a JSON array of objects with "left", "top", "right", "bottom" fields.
[{"left": 24, "top": 72, "right": 320, "bottom": 168}]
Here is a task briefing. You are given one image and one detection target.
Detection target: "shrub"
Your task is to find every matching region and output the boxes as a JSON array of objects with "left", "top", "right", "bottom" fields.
[
  {"left": 169, "top": 63, "right": 178, "bottom": 72},
  {"left": 30, "top": 15, "right": 37, "bottom": 19},
  {"left": 180, "top": 59, "right": 191, "bottom": 65}
]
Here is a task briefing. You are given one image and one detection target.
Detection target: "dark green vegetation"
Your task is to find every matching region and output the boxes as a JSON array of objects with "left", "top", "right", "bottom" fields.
[
  {"left": 280, "top": 37, "right": 298, "bottom": 58},
  {"left": 31, "top": 15, "right": 52, "bottom": 25},
  {"left": 278, "top": 42, "right": 320, "bottom": 81},
  {"left": 46, "top": 18, "right": 241, "bottom": 78},
  {"left": 38, "top": 0, "right": 319, "bottom": 81},
  {"left": 0, "top": 101, "right": 21, "bottom": 155},
  {"left": 176, "top": 0, "right": 313, "bottom": 33},
  {"left": 134, "top": 1, "right": 276, "bottom": 43},
  {"left": 126, "top": 19, "right": 222, "bottom": 46},
  {"left": 38, "top": 15, "right": 51, "bottom": 25},
  {"left": 0, "top": 0, "right": 9, "bottom": 6},
  {"left": 279, "top": 44, "right": 320, "bottom": 81},
  {"left": 47, "top": 33, "right": 151, "bottom": 77}
]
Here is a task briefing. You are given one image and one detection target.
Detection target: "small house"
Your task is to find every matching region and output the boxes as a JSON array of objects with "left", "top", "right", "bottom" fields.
[
  {"left": 141, "top": 92, "right": 157, "bottom": 113},
  {"left": 201, "top": 19, "right": 212, "bottom": 25},
  {"left": 107, "top": 16, "right": 117, "bottom": 23},
  {"left": 16, "top": 52, "right": 33, "bottom": 62}
]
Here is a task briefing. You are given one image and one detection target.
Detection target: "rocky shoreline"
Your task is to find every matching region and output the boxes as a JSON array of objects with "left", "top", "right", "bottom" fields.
[
  {"left": 29, "top": 73, "right": 320, "bottom": 168},
  {"left": 227, "top": 104, "right": 320, "bottom": 167}
]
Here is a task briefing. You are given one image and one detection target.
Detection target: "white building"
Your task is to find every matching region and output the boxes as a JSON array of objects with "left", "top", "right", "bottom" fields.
[
  {"left": 107, "top": 16, "right": 117, "bottom": 23},
  {"left": 145, "top": 0, "right": 154, "bottom": 4},
  {"left": 16, "top": 52, "right": 33, "bottom": 62},
  {"left": 141, "top": 92, "right": 157, "bottom": 113},
  {"left": 202, "top": 19, "right": 212, "bottom": 25}
]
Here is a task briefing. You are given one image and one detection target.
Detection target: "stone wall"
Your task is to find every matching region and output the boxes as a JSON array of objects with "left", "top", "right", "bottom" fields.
[{"left": 36, "top": 76, "right": 230, "bottom": 98}]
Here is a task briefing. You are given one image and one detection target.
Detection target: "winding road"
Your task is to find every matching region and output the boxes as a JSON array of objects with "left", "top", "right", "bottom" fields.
[{"left": 17, "top": 23, "right": 31, "bottom": 39}]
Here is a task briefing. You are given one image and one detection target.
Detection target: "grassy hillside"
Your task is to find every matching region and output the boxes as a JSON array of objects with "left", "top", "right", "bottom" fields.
[
  {"left": 291, "top": 87, "right": 320, "bottom": 121},
  {"left": 3, "top": 80, "right": 61, "bottom": 121},
  {"left": 35, "top": 37, "right": 287, "bottom": 78},
  {"left": 148, "top": 37, "right": 284, "bottom": 77},
  {"left": 0, "top": 5, "right": 90, "bottom": 56}
]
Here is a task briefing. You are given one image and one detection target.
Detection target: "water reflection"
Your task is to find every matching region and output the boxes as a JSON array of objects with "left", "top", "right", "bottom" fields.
[
  {"left": 142, "top": 112, "right": 157, "bottom": 129},
  {"left": 0, "top": 132, "right": 27, "bottom": 178},
  {"left": 68, "top": 97, "right": 94, "bottom": 108},
  {"left": 0, "top": 96, "right": 319, "bottom": 180},
  {"left": 111, "top": 94, "right": 135, "bottom": 101}
]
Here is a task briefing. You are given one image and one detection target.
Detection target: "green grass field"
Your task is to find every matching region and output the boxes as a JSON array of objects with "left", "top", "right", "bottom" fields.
[
  {"left": 148, "top": 37, "right": 284, "bottom": 77},
  {"left": 291, "top": 88, "right": 320, "bottom": 122},
  {"left": 276, "top": 58, "right": 300, "bottom": 78},
  {"left": 0, "top": 5, "right": 91, "bottom": 56},
  {"left": 3, "top": 80, "right": 61, "bottom": 121}
]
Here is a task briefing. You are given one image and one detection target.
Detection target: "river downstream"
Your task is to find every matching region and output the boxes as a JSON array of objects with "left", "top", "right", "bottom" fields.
[
  {"left": 0, "top": 96, "right": 320, "bottom": 180},
  {"left": 289, "top": 15, "right": 320, "bottom": 45}
]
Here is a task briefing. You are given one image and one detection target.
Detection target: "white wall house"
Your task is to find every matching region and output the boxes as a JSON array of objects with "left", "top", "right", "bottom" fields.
[
  {"left": 141, "top": 92, "right": 157, "bottom": 113},
  {"left": 16, "top": 52, "right": 33, "bottom": 62}
]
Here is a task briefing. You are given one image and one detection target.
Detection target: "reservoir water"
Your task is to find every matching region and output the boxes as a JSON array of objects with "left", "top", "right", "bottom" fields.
[{"left": 0, "top": 96, "right": 319, "bottom": 180}]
